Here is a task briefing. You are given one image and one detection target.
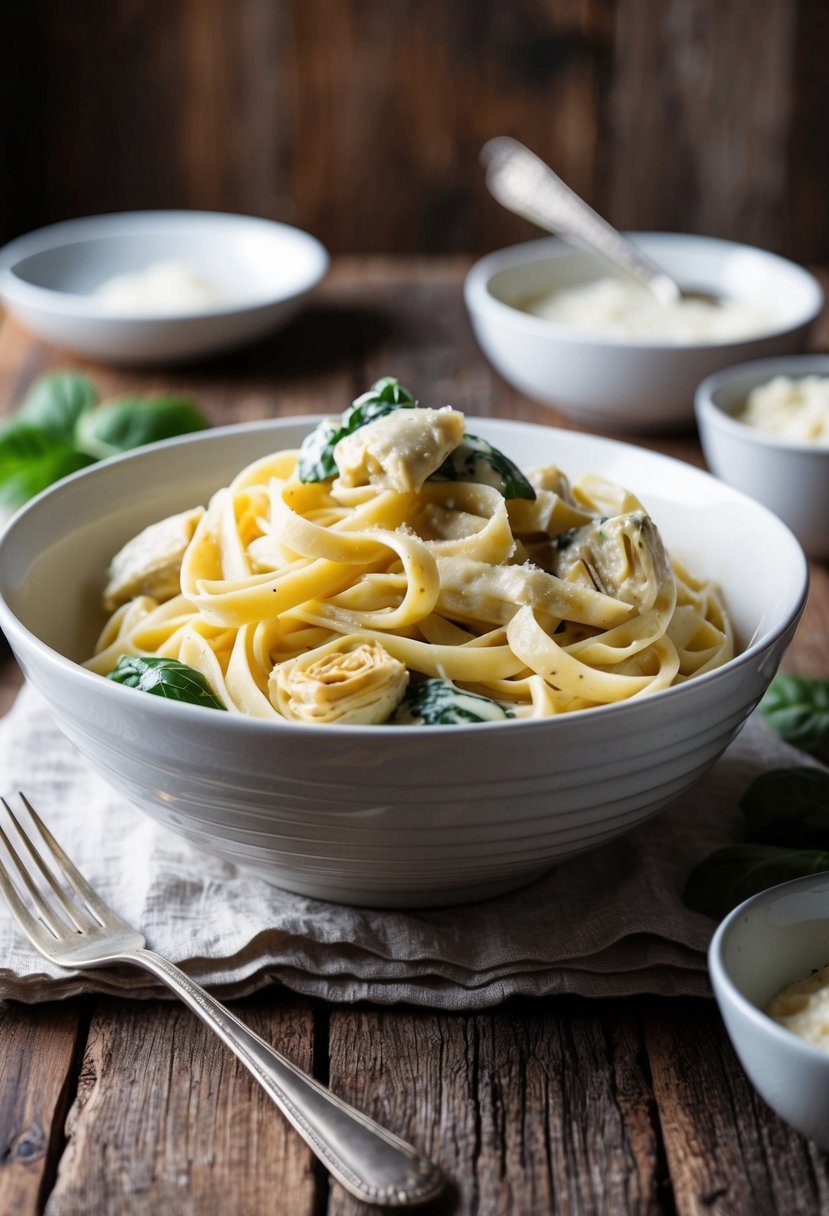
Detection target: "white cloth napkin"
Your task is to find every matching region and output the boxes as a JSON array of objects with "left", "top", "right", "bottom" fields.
[{"left": 0, "top": 682, "right": 798, "bottom": 1008}]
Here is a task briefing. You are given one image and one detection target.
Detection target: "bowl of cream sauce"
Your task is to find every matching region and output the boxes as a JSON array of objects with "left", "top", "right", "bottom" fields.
[{"left": 465, "top": 233, "right": 823, "bottom": 430}]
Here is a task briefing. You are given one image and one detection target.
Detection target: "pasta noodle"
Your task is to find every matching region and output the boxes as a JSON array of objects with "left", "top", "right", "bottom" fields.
[{"left": 87, "top": 392, "right": 734, "bottom": 726}]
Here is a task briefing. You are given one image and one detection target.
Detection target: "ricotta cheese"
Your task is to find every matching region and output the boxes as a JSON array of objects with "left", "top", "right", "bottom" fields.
[
  {"left": 737, "top": 375, "right": 829, "bottom": 445},
  {"left": 767, "top": 963, "right": 829, "bottom": 1052}
]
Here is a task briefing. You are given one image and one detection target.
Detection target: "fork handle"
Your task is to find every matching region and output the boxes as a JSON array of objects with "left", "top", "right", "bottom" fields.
[{"left": 120, "top": 948, "right": 444, "bottom": 1207}]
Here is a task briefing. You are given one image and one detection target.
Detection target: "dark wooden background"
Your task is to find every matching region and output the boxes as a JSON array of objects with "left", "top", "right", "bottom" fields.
[{"left": 1, "top": 0, "right": 826, "bottom": 260}]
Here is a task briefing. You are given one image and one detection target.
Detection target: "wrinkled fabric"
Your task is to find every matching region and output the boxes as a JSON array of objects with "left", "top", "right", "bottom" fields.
[{"left": 0, "top": 683, "right": 802, "bottom": 1008}]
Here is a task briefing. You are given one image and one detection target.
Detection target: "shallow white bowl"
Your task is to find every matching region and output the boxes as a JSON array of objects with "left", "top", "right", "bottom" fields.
[
  {"left": 465, "top": 234, "right": 822, "bottom": 431},
  {"left": 709, "top": 874, "right": 829, "bottom": 1148},
  {"left": 695, "top": 355, "right": 829, "bottom": 560},
  {"left": 0, "top": 211, "right": 329, "bottom": 364},
  {"left": 0, "top": 417, "right": 808, "bottom": 907}
]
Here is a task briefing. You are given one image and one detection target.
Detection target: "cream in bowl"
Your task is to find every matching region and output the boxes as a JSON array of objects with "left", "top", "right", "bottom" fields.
[
  {"left": 0, "top": 407, "right": 807, "bottom": 907},
  {"left": 709, "top": 873, "right": 829, "bottom": 1149},
  {"left": 521, "top": 276, "right": 771, "bottom": 345},
  {"left": 465, "top": 234, "right": 823, "bottom": 429},
  {"left": 0, "top": 211, "right": 329, "bottom": 364},
  {"left": 92, "top": 260, "right": 226, "bottom": 314},
  {"left": 695, "top": 355, "right": 829, "bottom": 559}
]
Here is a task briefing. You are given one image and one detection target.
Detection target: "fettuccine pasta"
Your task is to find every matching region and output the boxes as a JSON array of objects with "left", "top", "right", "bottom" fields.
[{"left": 87, "top": 381, "right": 734, "bottom": 725}]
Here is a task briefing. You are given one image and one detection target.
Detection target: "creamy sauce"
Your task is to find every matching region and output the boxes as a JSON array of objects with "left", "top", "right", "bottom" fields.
[
  {"left": 767, "top": 963, "right": 829, "bottom": 1051},
  {"left": 93, "top": 261, "right": 224, "bottom": 313},
  {"left": 521, "top": 276, "right": 770, "bottom": 344},
  {"left": 737, "top": 375, "right": 829, "bottom": 445}
]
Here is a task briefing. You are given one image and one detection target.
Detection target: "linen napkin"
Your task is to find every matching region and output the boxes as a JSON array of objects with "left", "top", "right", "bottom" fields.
[{"left": 0, "top": 682, "right": 802, "bottom": 1009}]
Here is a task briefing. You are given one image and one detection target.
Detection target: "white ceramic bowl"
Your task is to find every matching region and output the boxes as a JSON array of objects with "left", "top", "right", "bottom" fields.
[
  {"left": 0, "top": 417, "right": 808, "bottom": 907},
  {"left": 0, "top": 211, "right": 329, "bottom": 364},
  {"left": 465, "top": 234, "right": 822, "bottom": 430},
  {"left": 695, "top": 355, "right": 829, "bottom": 560},
  {"left": 709, "top": 873, "right": 829, "bottom": 1148}
]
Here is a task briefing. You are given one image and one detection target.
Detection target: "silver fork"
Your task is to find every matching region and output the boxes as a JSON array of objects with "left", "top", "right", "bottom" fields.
[{"left": 0, "top": 792, "right": 445, "bottom": 1208}]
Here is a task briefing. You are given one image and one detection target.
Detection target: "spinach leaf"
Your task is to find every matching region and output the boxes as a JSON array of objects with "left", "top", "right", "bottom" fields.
[
  {"left": 741, "top": 767, "right": 829, "bottom": 848},
  {"left": 0, "top": 424, "right": 95, "bottom": 509},
  {"left": 431, "top": 433, "right": 536, "bottom": 501},
  {"left": 297, "top": 376, "right": 417, "bottom": 482},
  {"left": 76, "top": 396, "right": 208, "bottom": 459},
  {"left": 296, "top": 418, "right": 342, "bottom": 482},
  {"left": 392, "top": 678, "right": 514, "bottom": 726},
  {"left": 683, "top": 843, "right": 829, "bottom": 919},
  {"left": 107, "top": 655, "right": 226, "bottom": 710},
  {"left": 760, "top": 675, "right": 829, "bottom": 764},
  {"left": 15, "top": 372, "right": 98, "bottom": 441}
]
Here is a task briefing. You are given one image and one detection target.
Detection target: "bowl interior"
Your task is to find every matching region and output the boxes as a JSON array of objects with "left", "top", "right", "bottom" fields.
[
  {"left": 479, "top": 234, "right": 822, "bottom": 340},
  {"left": 0, "top": 417, "right": 807, "bottom": 675},
  {"left": 0, "top": 212, "right": 329, "bottom": 314},
  {"left": 715, "top": 874, "right": 829, "bottom": 1013}
]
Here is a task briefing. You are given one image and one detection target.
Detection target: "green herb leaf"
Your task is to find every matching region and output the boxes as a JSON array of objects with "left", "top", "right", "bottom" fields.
[
  {"left": 683, "top": 843, "right": 829, "bottom": 919},
  {"left": 297, "top": 376, "right": 417, "bottom": 482},
  {"left": 392, "top": 678, "right": 514, "bottom": 726},
  {"left": 0, "top": 424, "right": 95, "bottom": 510},
  {"left": 107, "top": 655, "right": 226, "bottom": 710},
  {"left": 741, "top": 767, "right": 829, "bottom": 848},
  {"left": 15, "top": 372, "right": 98, "bottom": 442},
  {"left": 760, "top": 675, "right": 829, "bottom": 764},
  {"left": 431, "top": 433, "right": 536, "bottom": 501},
  {"left": 76, "top": 396, "right": 209, "bottom": 459}
]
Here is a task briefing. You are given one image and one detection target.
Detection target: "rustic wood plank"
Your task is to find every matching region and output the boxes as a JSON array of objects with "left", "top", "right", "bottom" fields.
[
  {"left": 327, "top": 1003, "right": 667, "bottom": 1216},
  {"left": 646, "top": 1001, "right": 829, "bottom": 1216},
  {"left": 44, "top": 995, "right": 318, "bottom": 1216},
  {"left": 0, "top": 1001, "right": 86, "bottom": 1216},
  {"left": 4, "top": 1, "right": 825, "bottom": 262}
]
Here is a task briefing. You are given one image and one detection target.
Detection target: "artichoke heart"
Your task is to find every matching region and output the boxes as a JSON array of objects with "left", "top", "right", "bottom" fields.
[
  {"left": 103, "top": 506, "right": 204, "bottom": 612},
  {"left": 552, "top": 512, "right": 672, "bottom": 612},
  {"left": 271, "top": 636, "right": 409, "bottom": 725},
  {"left": 333, "top": 406, "right": 465, "bottom": 493}
]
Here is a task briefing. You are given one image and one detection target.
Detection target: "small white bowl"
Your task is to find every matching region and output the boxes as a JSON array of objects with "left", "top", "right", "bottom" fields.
[
  {"left": 0, "top": 211, "right": 329, "bottom": 364},
  {"left": 709, "top": 873, "right": 829, "bottom": 1149},
  {"left": 695, "top": 355, "right": 829, "bottom": 560},
  {"left": 465, "top": 234, "right": 822, "bottom": 431},
  {"left": 0, "top": 417, "right": 807, "bottom": 907}
]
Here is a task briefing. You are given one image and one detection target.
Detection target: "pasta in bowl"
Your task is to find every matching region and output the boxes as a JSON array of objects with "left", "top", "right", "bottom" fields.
[
  {"left": 86, "top": 378, "right": 733, "bottom": 726},
  {"left": 0, "top": 393, "right": 807, "bottom": 906}
]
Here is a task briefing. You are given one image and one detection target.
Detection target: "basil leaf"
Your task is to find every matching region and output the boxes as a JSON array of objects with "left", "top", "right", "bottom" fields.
[
  {"left": 15, "top": 372, "right": 98, "bottom": 442},
  {"left": 297, "top": 377, "right": 417, "bottom": 482},
  {"left": 741, "top": 768, "right": 829, "bottom": 848},
  {"left": 683, "top": 843, "right": 829, "bottom": 919},
  {"left": 0, "top": 424, "right": 95, "bottom": 509},
  {"left": 107, "top": 655, "right": 226, "bottom": 710},
  {"left": 76, "top": 396, "right": 209, "bottom": 459},
  {"left": 760, "top": 675, "right": 829, "bottom": 764},
  {"left": 431, "top": 433, "right": 536, "bottom": 501},
  {"left": 392, "top": 678, "right": 514, "bottom": 726}
]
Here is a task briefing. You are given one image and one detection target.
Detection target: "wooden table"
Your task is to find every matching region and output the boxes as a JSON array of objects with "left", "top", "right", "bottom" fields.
[{"left": 1, "top": 258, "right": 828, "bottom": 1216}]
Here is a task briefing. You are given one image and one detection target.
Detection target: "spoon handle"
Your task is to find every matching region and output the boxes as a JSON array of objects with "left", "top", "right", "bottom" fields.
[{"left": 482, "top": 136, "right": 680, "bottom": 305}]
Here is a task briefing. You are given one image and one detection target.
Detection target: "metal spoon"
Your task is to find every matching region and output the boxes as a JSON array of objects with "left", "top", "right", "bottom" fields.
[{"left": 481, "top": 136, "right": 717, "bottom": 306}]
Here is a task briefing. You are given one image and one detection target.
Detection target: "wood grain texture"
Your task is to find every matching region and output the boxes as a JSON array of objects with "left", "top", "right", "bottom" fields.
[
  {"left": 646, "top": 1001, "right": 829, "bottom": 1216},
  {"left": 327, "top": 1003, "right": 666, "bottom": 1215},
  {"left": 1, "top": 0, "right": 827, "bottom": 259},
  {"left": 44, "top": 996, "right": 317, "bottom": 1216},
  {"left": 0, "top": 1002, "right": 85, "bottom": 1216}
]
